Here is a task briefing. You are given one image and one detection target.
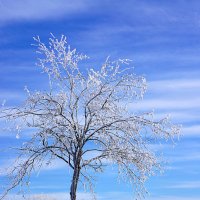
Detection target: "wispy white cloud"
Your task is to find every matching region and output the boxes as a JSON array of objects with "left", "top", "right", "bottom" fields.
[
  {"left": 149, "top": 79, "right": 200, "bottom": 91},
  {"left": 0, "top": 157, "right": 68, "bottom": 176},
  {"left": 182, "top": 125, "right": 200, "bottom": 137},
  {"left": 128, "top": 78, "right": 200, "bottom": 127},
  {"left": 167, "top": 148, "right": 200, "bottom": 163},
  {"left": 151, "top": 111, "right": 198, "bottom": 123},
  {"left": 166, "top": 181, "right": 200, "bottom": 189},
  {"left": 0, "top": 91, "right": 25, "bottom": 102},
  {"left": 131, "top": 98, "right": 200, "bottom": 111},
  {"left": 0, "top": 0, "right": 93, "bottom": 24}
]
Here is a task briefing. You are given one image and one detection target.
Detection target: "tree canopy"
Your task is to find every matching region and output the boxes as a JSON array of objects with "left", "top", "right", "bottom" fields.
[{"left": 0, "top": 35, "right": 180, "bottom": 200}]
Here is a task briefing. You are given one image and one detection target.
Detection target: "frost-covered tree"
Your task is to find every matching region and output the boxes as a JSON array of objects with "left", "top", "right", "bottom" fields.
[{"left": 0, "top": 35, "right": 180, "bottom": 200}]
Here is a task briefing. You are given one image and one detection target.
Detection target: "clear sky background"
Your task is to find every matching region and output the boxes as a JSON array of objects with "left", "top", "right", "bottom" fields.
[{"left": 0, "top": 0, "right": 200, "bottom": 200}]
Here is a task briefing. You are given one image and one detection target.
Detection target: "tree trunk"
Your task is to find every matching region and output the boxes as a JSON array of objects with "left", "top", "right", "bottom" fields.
[{"left": 70, "top": 155, "right": 81, "bottom": 200}]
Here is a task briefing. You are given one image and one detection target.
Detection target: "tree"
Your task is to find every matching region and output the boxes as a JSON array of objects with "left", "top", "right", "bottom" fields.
[{"left": 0, "top": 35, "right": 180, "bottom": 200}]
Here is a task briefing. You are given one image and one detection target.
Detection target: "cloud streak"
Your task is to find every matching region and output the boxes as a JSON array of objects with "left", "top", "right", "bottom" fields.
[
  {"left": 0, "top": 0, "right": 92, "bottom": 24},
  {"left": 128, "top": 78, "right": 200, "bottom": 130},
  {"left": 167, "top": 181, "right": 200, "bottom": 189}
]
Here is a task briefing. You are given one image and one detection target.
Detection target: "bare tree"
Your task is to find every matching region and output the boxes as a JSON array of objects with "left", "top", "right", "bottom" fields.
[{"left": 0, "top": 35, "right": 180, "bottom": 200}]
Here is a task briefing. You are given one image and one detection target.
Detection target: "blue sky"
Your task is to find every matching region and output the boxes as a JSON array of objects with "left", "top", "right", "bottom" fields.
[{"left": 0, "top": 0, "right": 200, "bottom": 199}]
